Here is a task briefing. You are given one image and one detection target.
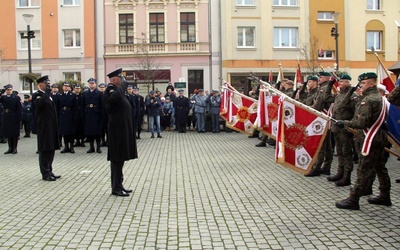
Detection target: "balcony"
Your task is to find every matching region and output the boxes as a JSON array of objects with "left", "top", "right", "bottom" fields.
[{"left": 104, "top": 42, "right": 210, "bottom": 57}]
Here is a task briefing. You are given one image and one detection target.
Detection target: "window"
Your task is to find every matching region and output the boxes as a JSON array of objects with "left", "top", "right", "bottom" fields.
[
  {"left": 20, "top": 73, "right": 40, "bottom": 92},
  {"left": 188, "top": 70, "right": 204, "bottom": 92},
  {"left": 317, "top": 12, "right": 333, "bottom": 21},
  {"left": 19, "top": 31, "right": 41, "bottom": 50},
  {"left": 64, "top": 72, "right": 81, "bottom": 81},
  {"left": 367, "top": 0, "right": 380, "bottom": 10},
  {"left": 273, "top": 0, "right": 297, "bottom": 6},
  {"left": 149, "top": 13, "right": 165, "bottom": 43},
  {"left": 237, "top": 27, "right": 255, "bottom": 48},
  {"left": 367, "top": 31, "right": 382, "bottom": 51},
  {"left": 63, "top": 0, "right": 80, "bottom": 6},
  {"left": 273, "top": 27, "right": 298, "bottom": 48},
  {"left": 236, "top": 0, "right": 255, "bottom": 6},
  {"left": 318, "top": 50, "right": 334, "bottom": 59},
  {"left": 63, "top": 30, "right": 81, "bottom": 47},
  {"left": 119, "top": 14, "right": 133, "bottom": 44},
  {"left": 18, "top": 0, "right": 40, "bottom": 7},
  {"left": 180, "top": 12, "right": 196, "bottom": 43}
]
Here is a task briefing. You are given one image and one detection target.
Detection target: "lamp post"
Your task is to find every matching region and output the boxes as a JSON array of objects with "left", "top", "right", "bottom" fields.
[
  {"left": 331, "top": 12, "right": 341, "bottom": 71},
  {"left": 21, "top": 14, "right": 35, "bottom": 95}
]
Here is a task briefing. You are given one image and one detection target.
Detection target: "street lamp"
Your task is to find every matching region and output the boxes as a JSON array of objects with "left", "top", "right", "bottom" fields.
[
  {"left": 21, "top": 14, "right": 35, "bottom": 95},
  {"left": 331, "top": 12, "right": 341, "bottom": 71}
]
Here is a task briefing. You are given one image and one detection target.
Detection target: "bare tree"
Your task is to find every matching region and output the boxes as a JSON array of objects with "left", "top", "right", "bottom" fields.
[{"left": 299, "top": 33, "right": 321, "bottom": 75}]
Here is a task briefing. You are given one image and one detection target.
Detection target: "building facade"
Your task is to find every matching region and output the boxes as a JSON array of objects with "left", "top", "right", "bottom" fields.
[
  {"left": 104, "top": 0, "right": 211, "bottom": 96},
  {"left": 0, "top": 0, "right": 98, "bottom": 94}
]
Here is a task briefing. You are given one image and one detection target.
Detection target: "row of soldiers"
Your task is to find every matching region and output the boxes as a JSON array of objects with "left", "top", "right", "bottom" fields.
[{"left": 255, "top": 72, "right": 397, "bottom": 210}]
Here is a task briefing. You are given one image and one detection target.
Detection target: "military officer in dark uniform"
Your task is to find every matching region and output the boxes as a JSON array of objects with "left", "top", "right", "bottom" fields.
[
  {"left": 133, "top": 87, "right": 144, "bottom": 139},
  {"left": 174, "top": 89, "right": 190, "bottom": 133},
  {"left": 0, "top": 84, "right": 22, "bottom": 154},
  {"left": 57, "top": 82, "right": 77, "bottom": 153},
  {"left": 327, "top": 74, "right": 358, "bottom": 186},
  {"left": 0, "top": 101, "right": 5, "bottom": 143},
  {"left": 335, "top": 72, "right": 392, "bottom": 210},
  {"left": 21, "top": 94, "right": 33, "bottom": 138},
  {"left": 83, "top": 78, "right": 103, "bottom": 153},
  {"left": 104, "top": 68, "right": 137, "bottom": 197},
  {"left": 126, "top": 85, "right": 139, "bottom": 135},
  {"left": 33, "top": 76, "right": 61, "bottom": 181},
  {"left": 73, "top": 84, "right": 85, "bottom": 147},
  {"left": 206, "top": 90, "right": 221, "bottom": 133},
  {"left": 305, "top": 72, "right": 335, "bottom": 177},
  {"left": 98, "top": 83, "right": 108, "bottom": 147}
]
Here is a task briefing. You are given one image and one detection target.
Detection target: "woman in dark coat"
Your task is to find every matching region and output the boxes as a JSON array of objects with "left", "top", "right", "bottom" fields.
[
  {"left": 57, "top": 82, "right": 77, "bottom": 153},
  {"left": 104, "top": 68, "right": 137, "bottom": 197}
]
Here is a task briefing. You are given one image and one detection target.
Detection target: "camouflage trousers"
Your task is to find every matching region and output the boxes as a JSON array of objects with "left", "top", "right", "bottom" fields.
[
  {"left": 350, "top": 132, "right": 391, "bottom": 201},
  {"left": 313, "top": 130, "right": 333, "bottom": 170},
  {"left": 333, "top": 130, "right": 354, "bottom": 173}
]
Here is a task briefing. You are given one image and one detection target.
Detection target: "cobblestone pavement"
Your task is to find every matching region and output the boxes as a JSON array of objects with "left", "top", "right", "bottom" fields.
[{"left": 0, "top": 130, "right": 399, "bottom": 249}]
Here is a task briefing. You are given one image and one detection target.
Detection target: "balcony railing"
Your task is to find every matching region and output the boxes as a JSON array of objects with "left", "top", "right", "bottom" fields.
[{"left": 105, "top": 42, "right": 209, "bottom": 56}]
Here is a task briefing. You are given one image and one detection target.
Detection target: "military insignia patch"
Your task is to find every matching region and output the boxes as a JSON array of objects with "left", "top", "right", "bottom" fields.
[
  {"left": 284, "top": 106, "right": 294, "bottom": 120},
  {"left": 361, "top": 101, "right": 366, "bottom": 105}
]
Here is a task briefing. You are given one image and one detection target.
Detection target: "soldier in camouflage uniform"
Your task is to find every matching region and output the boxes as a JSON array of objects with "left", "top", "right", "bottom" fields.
[
  {"left": 303, "top": 76, "right": 319, "bottom": 106},
  {"left": 327, "top": 74, "right": 358, "bottom": 186},
  {"left": 336, "top": 72, "right": 392, "bottom": 210},
  {"left": 387, "top": 84, "right": 400, "bottom": 184},
  {"left": 305, "top": 72, "right": 335, "bottom": 177}
]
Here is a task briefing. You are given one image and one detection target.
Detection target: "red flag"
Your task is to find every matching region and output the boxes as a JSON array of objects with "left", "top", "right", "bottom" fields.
[
  {"left": 226, "top": 92, "right": 258, "bottom": 135},
  {"left": 258, "top": 93, "right": 280, "bottom": 139},
  {"left": 377, "top": 61, "right": 395, "bottom": 92},
  {"left": 295, "top": 62, "right": 302, "bottom": 89},
  {"left": 275, "top": 99, "right": 329, "bottom": 174},
  {"left": 220, "top": 82, "right": 235, "bottom": 121},
  {"left": 268, "top": 71, "right": 273, "bottom": 82},
  {"left": 257, "top": 85, "right": 268, "bottom": 128}
]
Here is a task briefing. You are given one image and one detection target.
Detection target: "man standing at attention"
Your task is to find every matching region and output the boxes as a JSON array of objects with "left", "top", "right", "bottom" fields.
[{"left": 103, "top": 68, "right": 137, "bottom": 197}]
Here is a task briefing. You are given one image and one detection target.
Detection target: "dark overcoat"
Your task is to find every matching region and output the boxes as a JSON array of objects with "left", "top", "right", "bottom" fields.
[
  {"left": 33, "top": 90, "right": 60, "bottom": 151},
  {"left": 22, "top": 101, "right": 33, "bottom": 123},
  {"left": 83, "top": 89, "right": 103, "bottom": 136},
  {"left": 104, "top": 84, "right": 137, "bottom": 161},
  {"left": 0, "top": 103, "right": 4, "bottom": 137},
  {"left": 0, "top": 94, "right": 22, "bottom": 137},
  {"left": 57, "top": 92, "right": 77, "bottom": 135},
  {"left": 174, "top": 96, "right": 190, "bottom": 125},
  {"left": 74, "top": 93, "right": 84, "bottom": 135}
]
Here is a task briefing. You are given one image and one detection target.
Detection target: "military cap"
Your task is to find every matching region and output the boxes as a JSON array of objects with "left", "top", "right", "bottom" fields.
[
  {"left": 107, "top": 68, "right": 123, "bottom": 78},
  {"left": 340, "top": 74, "right": 352, "bottom": 81},
  {"left": 127, "top": 85, "right": 133, "bottom": 89},
  {"left": 149, "top": 90, "right": 155, "bottom": 95},
  {"left": 62, "top": 82, "right": 71, "bottom": 86},
  {"left": 358, "top": 72, "right": 377, "bottom": 81},
  {"left": 198, "top": 89, "right": 204, "bottom": 92},
  {"left": 307, "top": 75, "right": 318, "bottom": 81},
  {"left": 98, "top": 83, "right": 106, "bottom": 88},
  {"left": 24, "top": 94, "right": 30, "bottom": 99},
  {"left": 51, "top": 83, "right": 58, "bottom": 88},
  {"left": 212, "top": 89, "right": 219, "bottom": 93},
  {"left": 84, "top": 86, "right": 89, "bottom": 91},
  {"left": 133, "top": 86, "right": 139, "bottom": 90},
  {"left": 4, "top": 84, "right": 13, "bottom": 89},
  {"left": 74, "top": 84, "right": 81, "bottom": 89},
  {"left": 87, "top": 78, "right": 96, "bottom": 83},
  {"left": 178, "top": 89, "right": 184, "bottom": 93},
  {"left": 318, "top": 72, "right": 332, "bottom": 77},
  {"left": 37, "top": 75, "right": 49, "bottom": 84}
]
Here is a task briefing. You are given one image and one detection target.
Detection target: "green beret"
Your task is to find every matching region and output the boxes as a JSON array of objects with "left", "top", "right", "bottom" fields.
[
  {"left": 317, "top": 72, "right": 331, "bottom": 77},
  {"left": 307, "top": 76, "right": 318, "bottom": 81},
  {"left": 340, "top": 74, "right": 352, "bottom": 81},
  {"left": 358, "top": 72, "right": 377, "bottom": 81}
]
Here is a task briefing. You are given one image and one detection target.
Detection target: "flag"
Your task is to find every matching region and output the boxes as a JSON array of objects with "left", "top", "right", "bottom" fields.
[
  {"left": 377, "top": 57, "right": 395, "bottom": 92},
  {"left": 268, "top": 70, "right": 273, "bottom": 83},
  {"left": 256, "top": 85, "right": 268, "bottom": 129},
  {"left": 258, "top": 93, "right": 280, "bottom": 139},
  {"left": 295, "top": 62, "right": 302, "bottom": 89},
  {"left": 387, "top": 103, "right": 400, "bottom": 152},
  {"left": 220, "top": 82, "right": 235, "bottom": 121},
  {"left": 275, "top": 99, "right": 329, "bottom": 174},
  {"left": 318, "top": 43, "right": 324, "bottom": 57},
  {"left": 226, "top": 91, "right": 258, "bottom": 135},
  {"left": 277, "top": 63, "right": 284, "bottom": 83}
]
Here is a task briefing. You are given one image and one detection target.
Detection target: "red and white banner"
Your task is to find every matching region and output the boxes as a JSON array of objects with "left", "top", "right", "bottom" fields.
[
  {"left": 275, "top": 99, "right": 329, "bottom": 174},
  {"left": 220, "top": 82, "right": 235, "bottom": 121},
  {"left": 377, "top": 61, "right": 395, "bottom": 93},
  {"left": 258, "top": 93, "right": 280, "bottom": 139},
  {"left": 226, "top": 91, "right": 258, "bottom": 135}
]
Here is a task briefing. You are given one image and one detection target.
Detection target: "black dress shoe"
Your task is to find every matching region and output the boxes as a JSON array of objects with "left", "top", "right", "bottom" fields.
[
  {"left": 123, "top": 188, "right": 133, "bottom": 193},
  {"left": 60, "top": 148, "right": 70, "bottom": 153},
  {"left": 43, "top": 176, "right": 56, "bottom": 181},
  {"left": 51, "top": 173, "right": 61, "bottom": 179},
  {"left": 87, "top": 148, "right": 95, "bottom": 153},
  {"left": 70, "top": 148, "right": 75, "bottom": 154},
  {"left": 4, "top": 149, "right": 12, "bottom": 154},
  {"left": 96, "top": 147, "right": 102, "bottom": 153},
  {"left": 255, "top": 142, "right": 266, "bottom": 147},
  {"left": 112, "top": 190, "right": 130, "bottom": 197}
]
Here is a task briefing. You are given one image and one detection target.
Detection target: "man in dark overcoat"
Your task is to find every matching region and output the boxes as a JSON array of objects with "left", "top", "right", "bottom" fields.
[
  {"left": 73, "top": 84, "right": 85, "bottom": 147},
  {"left": 133, "top": 87, "right": 144, "bottom": 139},
  {"left": 174, "top": 89, "right": 190, "bottom": 133},
  {"left": 0, "top": 84, "right": 22, "bottom": 154},
  {"left": 57, "top": 82, "right": 77, "bottom": 153},
  {"left": 104, "top": 68, "right": 138, "bottom": 197},
  {"left": 21, "top": 94, "right": 33, "bottom": 138},
  {"left": 33, "top": 75, "right": 61, "bottom": 181}
]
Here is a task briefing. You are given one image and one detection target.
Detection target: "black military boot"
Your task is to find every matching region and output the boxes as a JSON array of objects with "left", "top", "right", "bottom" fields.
[
  {"left": 69, "top": 142, "right": 75, "bottom": 154},
  {"left": 335, "top": 197, "right": 360, "bottom": 210},
  {"left": 367, "top": 195, "right": 392, "bottom": 206},
  {"left": 4, "top": 138, "right": 13, "bottom": 154},
  {"left": 304, "top": 166, "right": 321, "bottom": 177},
  {"left": 60, "top": 137, "right": 69, "bottom": 153},
  {"left": 255, "top": 142, "right": 266, "bottom": 147},
  {"left": 96, "top": 139, "right": 102, "bottom": 154},
  {"left": 320, "top": 165, "right": 331, "bottom": 175},
  {"left": 73, "top": 140, "right": 80, "bottom": 147},
  {"left": 327, "top": 167, "right": 344, "bottom": 182},
  {"left": 137, "top": 132, "right": 141, "bottom": 139},
  {"left": 11, "top": 137, "right": 18, "bottom": 154},
  {"left": 80, "top": 139, "right": 85, "bottom": 147},
  {"left": 87, "top": 141, "right": 95, "bottom": 153},
  {"left": 335, "top": 171, "right": 351, "bottom": 187}
]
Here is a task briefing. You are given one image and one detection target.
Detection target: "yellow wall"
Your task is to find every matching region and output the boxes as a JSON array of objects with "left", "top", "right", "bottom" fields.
[{"left": 0, "top": 1, "right": 16, "bottom": 60}]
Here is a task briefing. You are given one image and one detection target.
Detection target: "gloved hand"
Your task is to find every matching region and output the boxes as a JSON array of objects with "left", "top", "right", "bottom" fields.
[{"left": 336, "top": 120, "right": 345, "bottom": 129}]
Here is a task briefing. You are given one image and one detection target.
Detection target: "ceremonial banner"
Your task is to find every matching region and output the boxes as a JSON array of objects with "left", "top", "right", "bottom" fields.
[
  {"left": 220, "top": 82, "right": 235, "bottom": 121},
  {"left": 226, "top": 91, "right": 258, "bottom": 135},
  {"left": 386, "top": 104, "right": 400, "bottom": 152},
  {"left": 258, "top": 93, "right": 280, "bottom": 139},
  {"left": 376, "top": 53, "right": 395, "bottom": 92},
  {"left": 275, "top": 99, "right": 329, "bottom": 174}
]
